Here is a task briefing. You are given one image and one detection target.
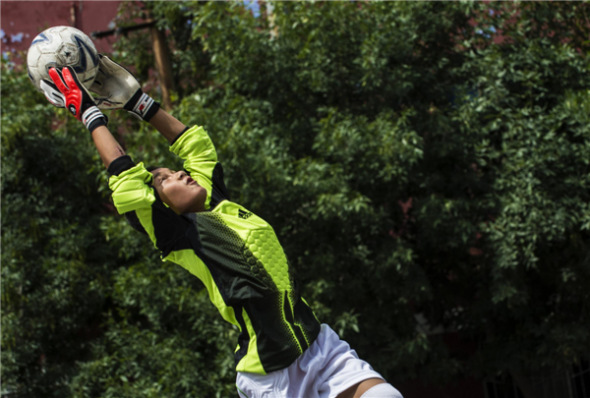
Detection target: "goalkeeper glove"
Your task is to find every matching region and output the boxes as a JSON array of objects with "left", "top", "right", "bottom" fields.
[
  {"left": 90, "top": 54, "right": 160, "bottom": 122},
  {"left": 48, "top": 66, "right": 107, "bottom": 133},
  {"left": 39, "top": 79, "right": 66, "bottom": 108}
]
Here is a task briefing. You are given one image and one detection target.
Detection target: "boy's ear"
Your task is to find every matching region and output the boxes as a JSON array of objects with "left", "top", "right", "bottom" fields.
[{"left": 151, "top": 185, "right": 174, "bottom": 211}]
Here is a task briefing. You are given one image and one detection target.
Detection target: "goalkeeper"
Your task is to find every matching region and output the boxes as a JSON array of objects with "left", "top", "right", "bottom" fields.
[{"left": 42, "top": 58, "right": 403, "bottom": 398}]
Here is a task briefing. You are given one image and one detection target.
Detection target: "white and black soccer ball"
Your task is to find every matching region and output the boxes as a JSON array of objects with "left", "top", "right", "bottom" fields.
[{"left": 27, "top": 26, "right": 99, "bottom": 92}]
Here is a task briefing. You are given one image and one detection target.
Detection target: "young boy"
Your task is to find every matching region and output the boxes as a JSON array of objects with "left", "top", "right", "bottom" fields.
[{"left": 43, "top": 57, "right": 403, "bottom": 398}]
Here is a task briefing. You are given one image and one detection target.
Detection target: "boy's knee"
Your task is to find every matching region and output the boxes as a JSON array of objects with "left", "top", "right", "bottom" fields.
[{"left": 360, "top": 383, "right": 403, "bottom": 398}]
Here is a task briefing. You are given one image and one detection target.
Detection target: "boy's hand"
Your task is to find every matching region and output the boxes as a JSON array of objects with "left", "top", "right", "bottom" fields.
[
  {"left": 90, "top": 55, "right": 160, "bottom": 122},
  {"left": 39, "top": 79, "right": 66, "bottom": 108},
  {"left": 48, "top": 66, "right": 107, "bottom": 133}
]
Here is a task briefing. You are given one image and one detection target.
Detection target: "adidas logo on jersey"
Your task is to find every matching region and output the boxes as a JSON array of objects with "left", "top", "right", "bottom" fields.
[{"left": 238, "top": 209, "right": 253, "bottom": 219}]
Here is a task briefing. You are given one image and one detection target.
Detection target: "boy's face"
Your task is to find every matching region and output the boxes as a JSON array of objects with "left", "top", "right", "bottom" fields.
[{"left": 150, "top": 168, "right": 207, "bottom": 214}]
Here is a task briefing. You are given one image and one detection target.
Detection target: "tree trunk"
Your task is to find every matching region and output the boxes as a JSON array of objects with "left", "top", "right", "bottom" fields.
[{"left": 150, "top": 26, "right": 174, "bottom": 111}]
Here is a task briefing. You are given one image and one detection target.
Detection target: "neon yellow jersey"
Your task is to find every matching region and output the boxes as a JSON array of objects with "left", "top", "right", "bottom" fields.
[{"left": 108, "top": 126, "right": 320, "bottom": 374}]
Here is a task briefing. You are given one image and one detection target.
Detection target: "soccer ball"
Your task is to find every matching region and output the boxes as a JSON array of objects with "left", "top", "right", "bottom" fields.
[{"left": 27, "top": 26, "right": 99, "bottom": 92}]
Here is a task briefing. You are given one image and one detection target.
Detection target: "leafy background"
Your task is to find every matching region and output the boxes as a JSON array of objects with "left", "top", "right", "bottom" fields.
[{"left": 2, "top": 2, "right": 589, "bottom": 397}]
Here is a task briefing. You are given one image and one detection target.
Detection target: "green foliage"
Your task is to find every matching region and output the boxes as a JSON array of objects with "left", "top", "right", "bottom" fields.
[
  {"left": 0, "top": 57, "right": 236, "bottom": 396},
  {"left": 2, "top": 1, "right": 590, "bottom": 396},
  {"left": 455, "top": 6, "right": 590, "bottom": 374},
  {"left": 1, "top": 59, "right": 117, "bottom": 396},
  {"left": 69, "top": 261, "right": 236, "bottom": 398}
]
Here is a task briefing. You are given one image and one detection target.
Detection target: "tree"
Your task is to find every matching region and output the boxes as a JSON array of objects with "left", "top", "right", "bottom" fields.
[
  {"left": 154, "top": 1, "right": 590, "bottom": 392},
  {"left": 1, "top": 54, "right": 236, "bottom": 398},
  {"left": 1, "top": 61, "right": 118, "bottom": 396},
  {"left": 447, "top": 3, "right": 590, "bottom": 395},
  {"left": 2, "top": 2, "right": 589, "bottom": 397}
]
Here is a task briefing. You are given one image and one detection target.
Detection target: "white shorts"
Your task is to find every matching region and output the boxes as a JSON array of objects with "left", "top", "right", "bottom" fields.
[{"left": 236, "top": 324, "right": 386, "bottom": 398}]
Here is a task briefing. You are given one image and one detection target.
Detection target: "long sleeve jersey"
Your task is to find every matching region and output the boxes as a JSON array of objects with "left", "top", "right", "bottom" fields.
[{"left": 107, "top": 125, "right": 320, "bottom": 375}]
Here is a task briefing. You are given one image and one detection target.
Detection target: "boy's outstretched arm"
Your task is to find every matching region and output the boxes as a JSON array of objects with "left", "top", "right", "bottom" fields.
[
  {"left": 48, "top": 62, "right": 187, "bottom": 171},
  {"left": 91, "top": 125, "right": 126, "bottom": 168},
  {"left": 48, "top": 66, "right": 127, "bottom": 169},
  {"left": 90, "top": 55, "right": 186, "bottom": 144},
  {"left": 148, "top": 108, "right": 187, "bottom": 144}
]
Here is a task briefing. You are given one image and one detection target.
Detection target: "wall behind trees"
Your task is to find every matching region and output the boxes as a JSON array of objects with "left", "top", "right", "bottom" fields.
[
  {"left": 1, "top": 1, "right": 121, "bottom": 54},
  {"left": 2, "top": 2, "right": 589, "bottom": 397}
]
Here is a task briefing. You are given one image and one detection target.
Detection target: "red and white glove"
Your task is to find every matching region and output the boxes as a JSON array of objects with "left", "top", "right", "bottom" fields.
[
  {"left": 39, "top": 79, "right": 66, "bottom": 108},
  {"left": 90, "top": 55, "right": 160, "bottom": 121},
  {"left": 48, "top": 66, "right": 107, "bottom": 133}
]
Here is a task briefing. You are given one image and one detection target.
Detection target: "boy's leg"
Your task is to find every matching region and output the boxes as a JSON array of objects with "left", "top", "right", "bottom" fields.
[
  {"left": 234, "top": 325, "right": 403, "bottom": 398},
  {"left": 337, "top": 379, "right": 402, "bottom": 398},
  {"left": 295, "top": 324, "right": 401, "bottom": 398},
  {"left": 336, "top": 378, "right": 384, "bottom": 398}
]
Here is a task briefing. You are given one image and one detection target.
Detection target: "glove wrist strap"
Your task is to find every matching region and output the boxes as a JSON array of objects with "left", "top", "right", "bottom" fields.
[
  {"left": 126, "top": 90, "right": 160, "bottom": 122},
  {"left": 83, "top": 106, "right": 107, "bottom": 132}
]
